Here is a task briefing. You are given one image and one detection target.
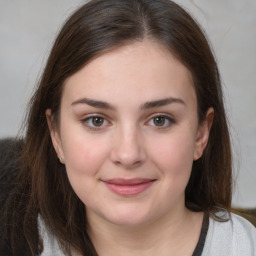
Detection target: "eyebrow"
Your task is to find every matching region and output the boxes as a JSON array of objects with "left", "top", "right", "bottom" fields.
[
  {"left": 141, "top": 97, "right": 186, "bottom": 110},
  {"left": 71, "top": 97, "right": 185, "bottom": 110},
  {"left": 71, "top": 98, "right": 113, "bottom": 109}
]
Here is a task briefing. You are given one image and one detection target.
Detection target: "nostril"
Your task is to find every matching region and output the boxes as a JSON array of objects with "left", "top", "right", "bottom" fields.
[
  {"left": 110, "top": 130, "right": 147, "bottom": 169},
  {"left": 111, "top": 148, "right": 147, "bottom": 169},
  {"left": 113, "top": 159, "right": 143, "bottom": 169}
]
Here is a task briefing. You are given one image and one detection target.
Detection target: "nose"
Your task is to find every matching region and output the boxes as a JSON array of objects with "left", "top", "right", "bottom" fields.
[{"left": 110, "top": 126, "right": 147, "bottom": 169}]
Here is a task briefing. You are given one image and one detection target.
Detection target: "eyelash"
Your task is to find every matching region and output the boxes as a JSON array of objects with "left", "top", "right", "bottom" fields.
[
  {"left": 81, "top": 114, "right": 111, "bottom": 131},
  {"left": 146, "top": 114, "right": 175, "bottom": 129},
  {"left": 81, "top": 114, "right": 175, "bottom": 131}
]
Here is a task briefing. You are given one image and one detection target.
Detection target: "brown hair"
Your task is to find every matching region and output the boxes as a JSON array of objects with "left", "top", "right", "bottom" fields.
[{"left": 2, "top": 0, "right": 232, "bottom": 255}]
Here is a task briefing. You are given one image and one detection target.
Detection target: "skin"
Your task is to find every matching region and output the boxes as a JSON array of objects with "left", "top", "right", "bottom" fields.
[{"left": 46, "top": 40, "right": 213, "bottom": 255}]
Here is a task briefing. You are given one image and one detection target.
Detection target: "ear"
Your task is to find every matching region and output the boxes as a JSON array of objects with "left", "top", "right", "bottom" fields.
[
  {"left": 193, "top": 107, "right": 214, "bottom": 160},
  {"left": 45, "top": 109, "right": 65, "bottom": 164}
]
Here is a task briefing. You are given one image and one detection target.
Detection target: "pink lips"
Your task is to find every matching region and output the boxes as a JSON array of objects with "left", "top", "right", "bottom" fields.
[{"left": 102, "top": 178, "right": 156, "bottom": 196}]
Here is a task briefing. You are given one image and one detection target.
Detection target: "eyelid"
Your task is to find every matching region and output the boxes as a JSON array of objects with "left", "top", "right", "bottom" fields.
[
  {"left": 145, "top": 113, "right": 175, "bottom": 128},
  {"left": 81, "top": 113, "right": 111, "bottom": 130}
]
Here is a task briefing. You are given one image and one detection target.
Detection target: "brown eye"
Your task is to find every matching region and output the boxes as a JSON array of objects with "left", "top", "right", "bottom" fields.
[
  {"left": 92, "top": 117, "right": 104, "bottom": 126},
  {"left": 153, "top": 116, "right": 166, "bottom": 126},
  {"left": 146, "top": 115, "right": 174, "bottom": 128},
  {"left": 82, "top": 115, "right": 110, "bottom": 130}
]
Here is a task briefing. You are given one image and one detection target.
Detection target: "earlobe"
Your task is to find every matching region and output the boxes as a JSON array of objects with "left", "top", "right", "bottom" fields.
[
  {"left": 193, "top": 108, "right": 214, "bottom": 160},
  {"left": 45, "top": 109, "right": 65, "bottom": 163}
]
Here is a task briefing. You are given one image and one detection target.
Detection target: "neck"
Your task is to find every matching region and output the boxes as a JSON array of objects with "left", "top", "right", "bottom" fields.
[{"left": 87, "top": 206, "right": 204, "bottom": 256}]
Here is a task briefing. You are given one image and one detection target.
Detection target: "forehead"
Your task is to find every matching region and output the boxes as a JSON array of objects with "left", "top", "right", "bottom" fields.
[{"left": 62, "top": 40, "right": 196, "bottom": 108}]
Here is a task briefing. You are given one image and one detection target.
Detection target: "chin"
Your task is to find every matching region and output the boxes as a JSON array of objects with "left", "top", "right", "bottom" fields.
[
  {"left": 102, "top": 204, "right": 158, "bottom": 227},
  {"left": 108, "top": 215, "right": 151, "bottom": 227}
]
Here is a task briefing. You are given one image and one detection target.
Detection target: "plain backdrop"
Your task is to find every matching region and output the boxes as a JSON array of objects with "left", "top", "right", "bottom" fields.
[{"left": 0, "top": 0, "right": 255, "bottom": 207}]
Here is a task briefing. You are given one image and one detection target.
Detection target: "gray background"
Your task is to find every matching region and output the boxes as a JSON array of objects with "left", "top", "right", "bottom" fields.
[{"left": 0, "top": 0, "right": 255, "bottom": 207}]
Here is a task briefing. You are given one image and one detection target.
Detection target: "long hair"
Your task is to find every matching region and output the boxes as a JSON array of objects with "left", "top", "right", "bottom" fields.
[{"left": 2, "top": 0, "right": 232, "bottom": 255}]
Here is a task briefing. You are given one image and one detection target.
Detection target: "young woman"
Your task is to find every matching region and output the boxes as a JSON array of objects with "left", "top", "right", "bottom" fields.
[{"left": 1, "top": 0, "right": 255, "bottom": 255}]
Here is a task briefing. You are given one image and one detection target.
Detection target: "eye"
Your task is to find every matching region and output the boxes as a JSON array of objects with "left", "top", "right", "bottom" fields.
[
  {"left": 90, "top": 117, "right": 104, "bottom": 126},
  {"left": 146, "top": 115, "right": 174, "bottom": 128},
  {"left": 82, "top": 115, "right": 110, "bottom": 130}
]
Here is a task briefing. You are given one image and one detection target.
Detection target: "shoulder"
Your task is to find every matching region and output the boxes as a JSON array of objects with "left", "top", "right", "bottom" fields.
[
  {"left": 38, "top": 216, "right": 65, "bottom": 256},
  {"left": 231, "top": 213, "right": 256, "bottom": 235},
  {"left": 230, "top": 213, "right": 256, "bottom": 254},
  {"left": 202, "top": 212, "right": 256, "bottom": 256},
  {"left": 0, "top": 138, "right": 29, "bottom": 256},
  {"left": 0, "top": 137, "right": 23, "bottom": 208}
]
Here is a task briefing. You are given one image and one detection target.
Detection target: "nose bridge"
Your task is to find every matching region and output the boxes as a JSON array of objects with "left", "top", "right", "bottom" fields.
[{"left": 110, "top": 122, "right": 146, "bottom": 168}]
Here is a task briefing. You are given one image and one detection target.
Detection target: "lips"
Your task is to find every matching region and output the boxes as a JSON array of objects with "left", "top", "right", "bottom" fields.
[{"left": 102, "top": 178, "right": 156, "bottom": 196}]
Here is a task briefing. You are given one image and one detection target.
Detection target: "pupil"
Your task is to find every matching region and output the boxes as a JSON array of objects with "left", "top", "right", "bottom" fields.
[
  {"left": 93, "top": 117, "right": 103, "bottom": 126},
  {"left": 154, "top": 117, "right": 165, "bottom": 126}
]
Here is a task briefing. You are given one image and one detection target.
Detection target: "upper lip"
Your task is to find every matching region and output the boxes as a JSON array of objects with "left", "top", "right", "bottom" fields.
[{"left": 102, "top": 178, "right": 156, "bottom": 185}]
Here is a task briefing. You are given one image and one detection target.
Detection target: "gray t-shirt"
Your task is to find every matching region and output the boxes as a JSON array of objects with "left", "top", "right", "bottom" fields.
[
  {"left": 202, "top": 213, "right": 256, "bottom": 255},
  {"left": 39, "top": 213, "right": 256, "bottom": 255}
]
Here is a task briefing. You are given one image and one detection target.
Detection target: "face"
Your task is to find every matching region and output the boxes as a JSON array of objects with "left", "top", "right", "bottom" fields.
[{"left": 47, "top": 40, "right": 212, "bottom": 227}]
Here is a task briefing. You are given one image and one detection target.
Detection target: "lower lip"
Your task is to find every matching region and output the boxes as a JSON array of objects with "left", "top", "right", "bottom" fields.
[{"left": 104, "top": 181, "right": 155, "bottom": 196}]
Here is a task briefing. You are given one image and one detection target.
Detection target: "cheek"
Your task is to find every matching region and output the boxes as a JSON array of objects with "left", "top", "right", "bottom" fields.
[
  {"left": 60, "top": 134, "right": 111, "bottom": 205},
  {"left": 149, "top": 132, "right": 196, "bottom": 178},
  {"left": 140, "top": 132, "right": 196, "bottom": 212},
  {"left": 61, "top": 130, "right": 111, "bottom": 177}
]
